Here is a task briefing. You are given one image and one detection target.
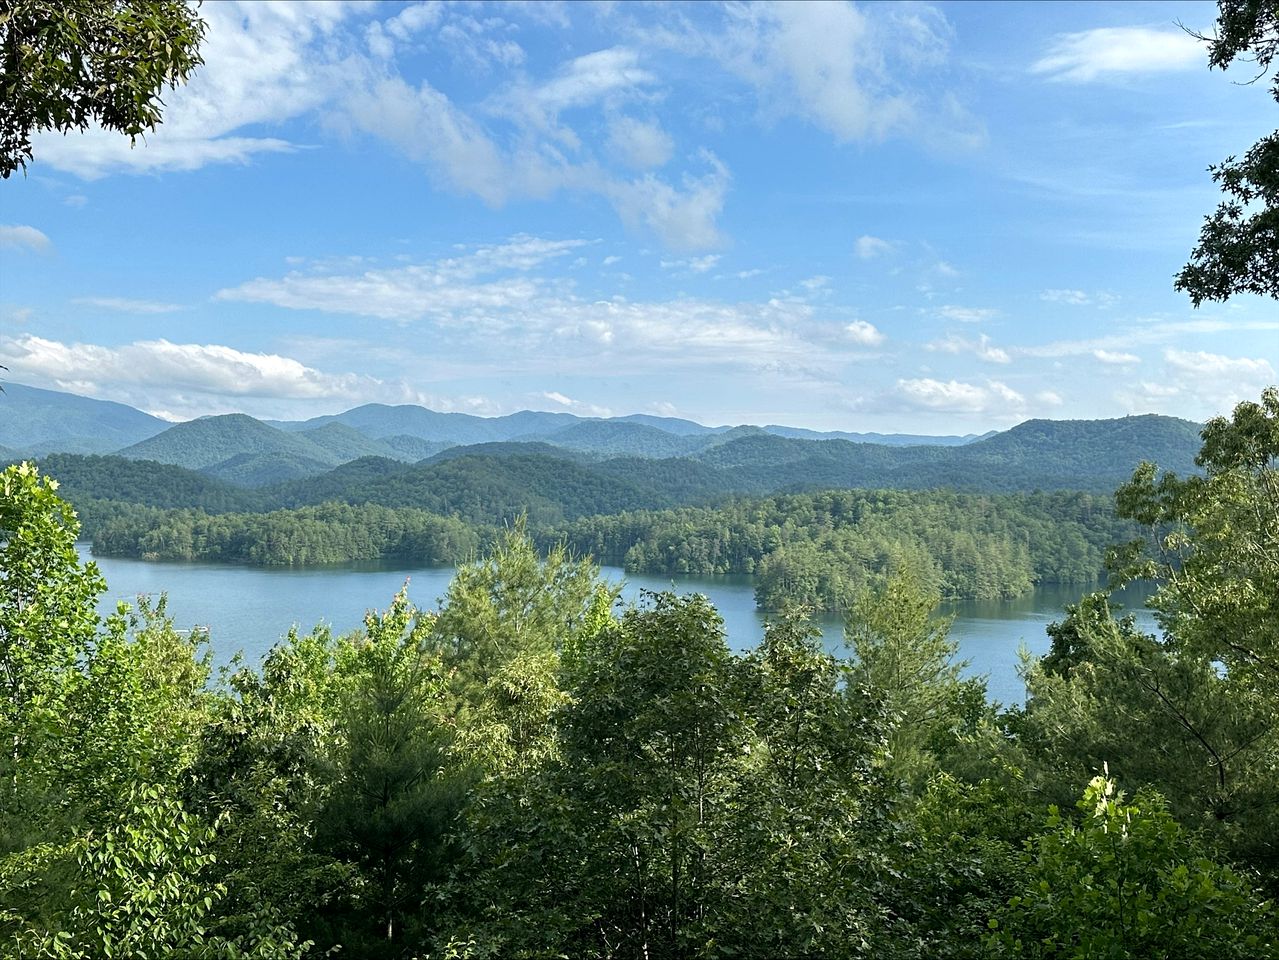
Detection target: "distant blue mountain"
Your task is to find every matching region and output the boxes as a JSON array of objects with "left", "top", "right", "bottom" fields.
[{"left": 0, "top": 382, "right": 168, "bottom": 455}]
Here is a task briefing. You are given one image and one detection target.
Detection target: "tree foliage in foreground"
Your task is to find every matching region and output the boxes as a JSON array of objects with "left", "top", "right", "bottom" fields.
[
  {"left": 1176, "top": 0, "right": 1279, "bottom": 304},
  {"left": 0, "top": 0, "right": 206, "bottom": 178}
]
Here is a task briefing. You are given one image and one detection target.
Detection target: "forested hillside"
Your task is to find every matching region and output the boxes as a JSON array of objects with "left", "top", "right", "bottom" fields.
[
  {"left": 2, "top": 384, "right": 1202, "bottom": 494},
  {"left": 553, "top": 489, "right": 1135, "bottom": 609},
  {"left": 0, "top": 382, "right": 167, "bottom": 454}
]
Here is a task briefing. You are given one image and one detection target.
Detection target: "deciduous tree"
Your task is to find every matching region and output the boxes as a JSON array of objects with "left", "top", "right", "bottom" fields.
[{"left": 0, "top": 0, "right": 206, "bottom": 177}]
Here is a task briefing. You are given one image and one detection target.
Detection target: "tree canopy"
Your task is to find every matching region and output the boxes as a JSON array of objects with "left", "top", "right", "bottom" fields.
[
  {"left": 1176, "top": 0, "right": 1279, "bottom": 304},
  {"left": 0, "top": 0, "right": 205, "bottom": 178}
]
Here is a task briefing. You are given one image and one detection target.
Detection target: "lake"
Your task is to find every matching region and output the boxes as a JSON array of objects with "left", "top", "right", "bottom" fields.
[{"left": 82, "top": 549, "right": 1159, "bottom": 706}]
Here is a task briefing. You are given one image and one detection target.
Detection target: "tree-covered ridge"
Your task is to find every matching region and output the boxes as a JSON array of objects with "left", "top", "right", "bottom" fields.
[
  {"left": 117, "top": 413, "right": 352, "bottom": 475},
  {"left": 0, "top": 383, "right": 167, "bottom": 455},
  {"left": 554, "top": 489, "right": 1134, "bottom": 609},
  {"left": 26, "top": 407, "right": 1205, "bottom": 532},
  {"left": 76, "top": 485, "right": 1130, "bottom": 607},
  {"left": 91, "top": 501, "right": 482, "bottom": 566},
  {"left": 3, "top": 384, "right": 1278, "bottom": 958},
  {"left": 6, "top": 381, "right": 1204, "bottom": 494},
  {"left": 35, "top": 453, "right": 266, "bottom": 514}
]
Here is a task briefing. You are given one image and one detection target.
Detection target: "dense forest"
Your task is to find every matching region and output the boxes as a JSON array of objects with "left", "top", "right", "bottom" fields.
[
  {"left": 78, "top": 486, "right": 1133, "bottom": 609},
  {"left": 1, "top": 388, "right": 1277, "bottom": 957}
]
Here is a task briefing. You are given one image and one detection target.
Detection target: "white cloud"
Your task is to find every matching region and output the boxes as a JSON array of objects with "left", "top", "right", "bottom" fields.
[
  {"left": 1020, "top": 319, "right": 1279, "bottom": 360},
  {"left": 3, "top": 334, "right": 370, "bottom": 400},
  {"left": 539, "top": 390, "right": 612, "bottom": 417},
  {"left": 1163, "top": 349, "right": 1276, "bottom": 409},
  {"left": 892, "top": 377, "right": 1025, "bottom": 414},
  {"left": 1041, "top": 288, "right": 1090, "bottom": 305},
  {"left": 936, "top": 304, "right": 996, "bottom": 323},
  {"left": 855, "top": 235, "right": 893, "bottom": 259},
  {"left": 1115, "top": 350, "right": 1277, "bottom": 418},
  {"left": 607, "top": 153, "right": 731, "bottom": 250},
  {"left": 0, "top": 225, "right": 52, "bottom": 253},
  {"left": 648, "top": 400, "right": 680, "bottom": 417},
  {"left": 344, "top": 75, "right": 514, "bottom": 206},
  {"left": 73, "top": 297, "right": 184, "bottom": 314},
  {"left": 1031, "top": 27, "right": 1203, "bottom": 83},
  {"left": 607, "top": 116, "right": 674, "bottom": 169},
  {"left": 1093, "top": 349, "right": 1140, "bottom": 365},
  {"left": 661, "top": 254, "right": 721, "bottom": 273},
  {"left": 383, "top": 2, "right": 444, "bottom": 44},
  {"left": 217, "top": 235, "right": 588, "bottom": 321},
  {"left": 1041, "top": 288, "right": 1119, "bottom": 307},
  {"left": 1036, "top": 390, "right": 1064, "bottom": 407},
  {"left": 927, "top": 332, "right": 1010, "bottom": 364},
  {"left": 25, "top": 3, "right": 729, "bottom": 248},
  {"left": 215, "top": 236, "right": 846, "bottom": 378},
  {"left": 31, "top": 1, "right": 360, "bottom": 178},
  {"left": 712, "top": 1, "right": 957, "bottom": 143},
  {"left": 529, "top": 47, "right": 656, "bottom": 114},
  {"left": 1163, "top": 349, "right": 1274, "bottom": 381},
  {"left": 0, "top": 333, "right": 495, "bottom": 421},
  {"left": 845, "top": 320, "right": 885, "bottom": 346}
]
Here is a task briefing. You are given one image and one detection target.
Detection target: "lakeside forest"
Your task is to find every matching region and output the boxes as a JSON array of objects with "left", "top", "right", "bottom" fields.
[{"left": 3, "top": 387, "right": 1279, "bottom": 958}]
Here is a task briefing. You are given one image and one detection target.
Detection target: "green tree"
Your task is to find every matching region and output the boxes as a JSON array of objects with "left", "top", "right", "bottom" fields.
[
  {"left": 556, "top": 591, "right": 743, "bottom": 959},
  {"left": 1016, "top": 389, "right": 1279, "bottom": 884},
  {"left": 431, "top": 520, "right": 616, "bottom": 711},
  {"left": 315, "top": 590, "right": 466, "bottom": 950},
  {"left": 1016, "top": 593, "right": 1278, "bottom": 875},
  {"left": 1175, "top": 0, "right": 1279, "bottom": 304},
  {"left": 844, "top": 569, "right": 987, "bottom": 786},
  {"left": 987, "top": 774, "right": 1277, "bottom": 959},
  {"left": 0, "top": 463, "right": 103, "bottom": 784},
  {"left": 0, "top": 463, "right": 309, "bottom": 957},
  {"left": 719, "top": 609, "right": 899, "bottom": 957},
  {"left": 190, "top": 625, "right": 353, "bottom": 950},
  {"left": 0, "top": 0, "right": 206, "bottom": 177},
  {"left": 1111, "top": 387, "right": 1279, "bottom": 683}
]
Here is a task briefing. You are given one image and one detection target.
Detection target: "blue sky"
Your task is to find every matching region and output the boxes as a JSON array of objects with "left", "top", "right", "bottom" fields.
[{"left": 2, "top": 0, "right": 1275, "bottom": 431}]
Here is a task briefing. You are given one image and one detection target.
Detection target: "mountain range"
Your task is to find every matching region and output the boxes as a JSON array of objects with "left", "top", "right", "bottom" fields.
[
  {"left": 3, "top": 383, "right": 1207, "bottom": 526},
  {"left": 4, "top": 382, "right": 994, "bottom": 484}
]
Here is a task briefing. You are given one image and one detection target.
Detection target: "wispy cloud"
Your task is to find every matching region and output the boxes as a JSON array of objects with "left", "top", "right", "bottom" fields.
[
  {"left": 661, "top": 254, "right": 721, "bottom": 273},
  {"left": 1031, "top": 27, "right": 1203, "bottom": 83},
  {"left": 888, "top": 377, "right": 1025, "bottom": 415},
  {"left": 927, "top": 332, "right": 1010, "bottom": 364},
  {"left": 0, "top": 225, "right": 52, "bottom": 253},
  {"left": 218, "top": 235, "right": 588, "bottom": 321},
  {"left": 845, "top": 320, "right": 885, "bottom": 346},
  {"left": 855, "top": 235, "right": 893, "bottom": 259},
  {"left": 540, "top": 390, "right": 612, "bottom": 417},
  {"left": 73, "top": 297, "right": 185, "bottom": 314},
  {"left": 31, "top": 1, "right": 356, "bottom": 178},
  {"left": 936, "top": 304, "right": 996, "bottom": 323},
  {"left": 1041, "top": 288, "right": 1118, "bottom": 306},
  {"left": 705, "top": 1, "right": 978, "bottom": 147},
  {"left": 1093, "top": 349, "right": 1140, "bottom": 365}
]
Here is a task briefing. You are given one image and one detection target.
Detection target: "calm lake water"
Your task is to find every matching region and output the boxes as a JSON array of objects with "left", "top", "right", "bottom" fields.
[{"left": 82, "top": 549, "right": 1158, "bottom": 707}]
